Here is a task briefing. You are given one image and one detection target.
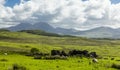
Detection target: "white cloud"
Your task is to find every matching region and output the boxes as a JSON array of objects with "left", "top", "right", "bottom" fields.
[
  {"left": 0, "top": 0, "right": 120, "bottom": 30},
  {"left": 110, "top": 3, "right": 120, "bottom": 22},
  {"left": 0, "top": 0, "right": 5, "bottom": 5}
]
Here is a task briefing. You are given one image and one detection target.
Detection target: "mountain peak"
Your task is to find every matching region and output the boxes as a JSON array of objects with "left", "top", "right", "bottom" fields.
[
  {"left": 7, "top": 23, "right": 120, "bottom": 38},
  {"left": 8, "top": 22, "right": 55, "bottom": 32}
]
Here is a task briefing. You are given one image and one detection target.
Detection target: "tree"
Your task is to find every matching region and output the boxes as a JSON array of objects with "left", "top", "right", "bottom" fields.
[{"left": 30, "top": 48, "right": 39, "bottom": 55}]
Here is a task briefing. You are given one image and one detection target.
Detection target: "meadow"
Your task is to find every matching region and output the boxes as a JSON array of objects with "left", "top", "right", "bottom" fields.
[
  {"left": 0, "top": 30, "right": 120, "bottom": 70},
  {"left": 0, "top": 54, "right": 119, "bottom": 70}
]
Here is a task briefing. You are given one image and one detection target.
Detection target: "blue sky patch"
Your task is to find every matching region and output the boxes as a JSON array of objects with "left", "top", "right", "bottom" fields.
[
  {"left": 4, "top": 0, "right": 20, "bottom": 7},
  {"left": 4, "top": 0, "right": 30, "bottom": 7},
  {"left": 111, "top": 0, "right": 120, "bottom": 4},
  {"left": 4, "top": 0, "right": 120, "bottom": 8}
]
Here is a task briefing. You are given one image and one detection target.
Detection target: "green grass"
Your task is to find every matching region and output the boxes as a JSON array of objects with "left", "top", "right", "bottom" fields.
[
  {"left": 0, "top": 54, "right": 119, "bottom": 70},
  {"left": 0, "top": 41, "right": 120, "bottom": 57},
  {"left": 0, "top": 31, "right": 120, "bottom": 70}
]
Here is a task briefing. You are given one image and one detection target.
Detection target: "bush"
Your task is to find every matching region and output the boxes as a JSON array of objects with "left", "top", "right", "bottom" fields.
[
  {"left": 12, "top": 64, "right": 27, "bottom": 70},
  {"left": 51, "top": 50, "right": 60, "bottom": 56},
  {"left": 30, "top": 48, "right": 39, "bottom": 55},
  {"left": 111, "top": 63, "right": 120, "bottom": 69},
  {"left": 0, "top": 59, "right": 8, "bottom": 62}
]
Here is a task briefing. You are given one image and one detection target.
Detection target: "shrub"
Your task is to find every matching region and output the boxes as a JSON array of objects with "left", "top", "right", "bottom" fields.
[
  {"left": 0, "top": 59, "right": 8, "bottom": 62},
  {"left": 61, "top": 51, "right": 67, "bottom": 56},
  {"left": 111, "top": 58, "right": 115, "bottom": 60},
  {"left": 12, "top": 64, "right": 27, "bottom": 70},
  {"left": 111, "top": 63, "right": 120, "bottom": 69},
  {"left": 51, "top": 50, "right": 60, "bottom": 56},
  {"left": 30, "top": 48, "right": 39, "bottom": 55}
]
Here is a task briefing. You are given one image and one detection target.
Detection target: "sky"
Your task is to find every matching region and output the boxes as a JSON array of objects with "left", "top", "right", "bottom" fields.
[
  {"left": 0, "top": 0, "right": 120, "bottom": 30},
  {"left": 5, "top": 0, "right": 20, "bottom": 7},
  {"left": 111, "top": 0, "right": 120, "bottom": 4}
]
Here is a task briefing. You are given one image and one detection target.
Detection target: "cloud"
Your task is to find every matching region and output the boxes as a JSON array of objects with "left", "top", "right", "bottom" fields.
[
  {"left": 0, "top": 0, "right": 5, "bottom": 5},
  {"left": 0, "top": 0, "right": 120, "bottom": 30}
]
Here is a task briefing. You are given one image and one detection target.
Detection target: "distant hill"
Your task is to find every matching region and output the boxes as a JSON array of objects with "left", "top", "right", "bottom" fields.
[
  {"left": 8, "top": 22, "right": 55, "bottom": 32},
  {"left": 75, "top": 27, "right": 120, "bottom": 38},
  {"left": 20, "top": 30, "right": 74, "bottom": 37},
  {"left": 7, "top": 22, "right": 120, "bottom": 39},
  {"left": 8, "top": 22, "right": 76, "bottom": 35}
]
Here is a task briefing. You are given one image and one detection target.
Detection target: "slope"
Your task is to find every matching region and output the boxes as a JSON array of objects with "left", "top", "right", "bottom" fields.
[{"left": 0, "top": 30, "right": 120, "bottom": 56}]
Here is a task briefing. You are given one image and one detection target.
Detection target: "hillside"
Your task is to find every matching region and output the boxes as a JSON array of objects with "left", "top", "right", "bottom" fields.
[
  {"left": 0, "top": 30, "right": 119, "bottom": 46},
  {"left": 0, "top": 30, "right": 120, "bottom": 56},
  {"left": 0, "top": 30, "right": 120, "bottom": 70},
  {"left": 76, "top": 27, "right": 120, "bottom": 38},
  {"left": 19, "top": 30, "right": 73, "bottom": 37}
]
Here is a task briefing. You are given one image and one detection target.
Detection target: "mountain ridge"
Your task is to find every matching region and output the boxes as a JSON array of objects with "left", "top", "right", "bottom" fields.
[
  {"left": 7, "top": 22, "right": 120, "bottom": 38},
  {"left": 75, "top": 27, "right": 120, "bottom": 38}
]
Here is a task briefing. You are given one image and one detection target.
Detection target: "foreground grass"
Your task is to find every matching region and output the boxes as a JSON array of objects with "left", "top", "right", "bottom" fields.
[{"left": 0, "top": 54, "right": 119, "bottom": 70}]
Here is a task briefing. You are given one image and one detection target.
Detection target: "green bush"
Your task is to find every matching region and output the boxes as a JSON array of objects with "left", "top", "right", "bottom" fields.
[
  {"left": 12, "top": 64, "right": 27, "bottom": 70},
  {"left": 0, "top": 59, "right": 8, "bottom": 62},
  {"left": 111, "top": 63, "right": 120, "bottom": 69},
  {"left": 30, "top": 48, "right": 39, "bottom": 54}
]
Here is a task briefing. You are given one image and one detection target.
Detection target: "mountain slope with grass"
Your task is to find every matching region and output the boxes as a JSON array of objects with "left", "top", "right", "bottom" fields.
[
  {"left": 0, "top": 29, "right": 120, "bottom": 70},
  {"left": 0, "top": 29, "right": 120, "bottom": 56}
]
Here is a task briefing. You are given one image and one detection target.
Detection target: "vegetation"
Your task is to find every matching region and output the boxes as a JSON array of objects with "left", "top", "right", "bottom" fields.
[
  {"left": 0, "top": 30, "right": 120, "bottom": 70},
  {"left": 0, "top": 29, "right": 10, "bottom": 32},
  {"left": 30, "top": 48, "right": 39, "bottom": 55},
  {"left": 20, "top": 30, "right": 74, "bottom": 37},
  {"left": 111, "top": 63, "right": 120, "bottom": 69},
  {"left": 12, "top": 64, "right": 27, "bottom": 70}
]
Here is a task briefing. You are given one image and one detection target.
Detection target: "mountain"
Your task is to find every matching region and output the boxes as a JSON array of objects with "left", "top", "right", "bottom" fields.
[
  {"left": 7, "top": 22, "right": 120, "bottom": 38},
  {"left": 8, "top": 22, "right": 55, "bottom": 32},
  {"left": 8, "top": 22, "right": 76, "bottom": 34},
  {"left": 55, "top": 27, "right": 77, "bottom": 35},
  {"left": 75, "top": 27, "right": 120, "bottom": 38}
]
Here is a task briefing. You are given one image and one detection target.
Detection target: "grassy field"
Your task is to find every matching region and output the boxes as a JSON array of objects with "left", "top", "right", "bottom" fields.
[
  {"left": 0, "top": 30, "right": 120, "bottom": 70},
  {"left": 0, "top": 54, "right": 119, "bottom": 70}
]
